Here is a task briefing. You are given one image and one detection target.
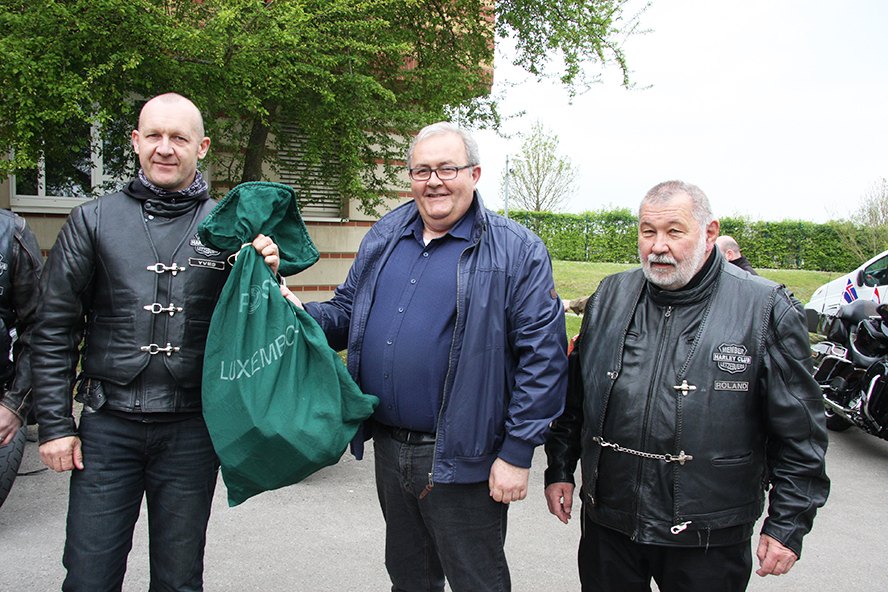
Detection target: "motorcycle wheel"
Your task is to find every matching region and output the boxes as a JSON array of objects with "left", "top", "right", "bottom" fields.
[
  {"left": 0, "top": 424, "right": 26, "bottom": 508},
  {"left": 824, "top": 409, "right": 854, "bottom": 432}
]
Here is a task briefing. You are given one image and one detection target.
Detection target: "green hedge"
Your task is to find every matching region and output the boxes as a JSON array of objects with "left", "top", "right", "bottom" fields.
[{"left": 506, "top": 209, "right": 865, "bottom": 272}]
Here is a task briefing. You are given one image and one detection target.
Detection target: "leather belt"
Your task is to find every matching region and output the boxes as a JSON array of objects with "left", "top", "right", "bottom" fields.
[{"left": 378, "top": 423, "right": 436, "bottom": 445}]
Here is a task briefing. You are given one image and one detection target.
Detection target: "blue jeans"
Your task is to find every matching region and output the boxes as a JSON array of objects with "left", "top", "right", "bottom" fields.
[
  {"left": 373, "top": 429, "right": 511, "bottom": 592},
  {"left": 62, "top": 410, "right": 219, "bottom": 592}
]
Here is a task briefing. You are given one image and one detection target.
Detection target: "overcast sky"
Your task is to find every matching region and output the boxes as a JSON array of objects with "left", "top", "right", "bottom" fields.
[{"left": 474, "top": 0, "right": 888, "bottom": 224}]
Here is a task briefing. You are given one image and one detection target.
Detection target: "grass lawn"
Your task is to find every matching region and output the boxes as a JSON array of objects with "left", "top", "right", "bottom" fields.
[{"left": 554, "top": 260, "right": 838, "bottom": 338}]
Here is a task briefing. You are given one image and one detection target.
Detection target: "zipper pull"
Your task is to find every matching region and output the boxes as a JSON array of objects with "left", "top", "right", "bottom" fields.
[
  {"left": 419, "top": 473, "right": 434, "bottom": 499},
  {"left": 665, "top": 306, "right": 672, "bottom": 318}
]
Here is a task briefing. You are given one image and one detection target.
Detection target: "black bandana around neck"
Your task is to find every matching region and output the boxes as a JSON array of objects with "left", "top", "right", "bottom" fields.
[{"left": 138, "top": 167, "right": 209, "bottom": 199}]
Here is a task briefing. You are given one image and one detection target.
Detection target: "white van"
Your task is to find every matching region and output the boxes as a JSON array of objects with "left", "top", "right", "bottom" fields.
[{"left": 805, "top": 249, "right": 888, "bottom": 331}]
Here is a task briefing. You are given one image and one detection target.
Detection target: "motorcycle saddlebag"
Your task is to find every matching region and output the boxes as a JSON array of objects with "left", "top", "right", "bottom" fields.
[{"left": 862, "top": 359, "right": 888, "bottom": 433}]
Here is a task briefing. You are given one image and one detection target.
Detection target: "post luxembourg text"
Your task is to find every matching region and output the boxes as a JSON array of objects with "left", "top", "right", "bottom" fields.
[
  {"left": 221, "top": 278, "right": 298, "bottom": 382},
  {"left": 219, "top": 324, "right": 299, "bottom": 381}
]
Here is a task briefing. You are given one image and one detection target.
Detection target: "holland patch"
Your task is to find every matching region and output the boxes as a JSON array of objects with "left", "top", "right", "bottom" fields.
[
  {"left": 712, "top": 343, "right": 751, "bottom": 374},
  {"left": 190, "top": 234, "right": 221, "bottom": 257}
]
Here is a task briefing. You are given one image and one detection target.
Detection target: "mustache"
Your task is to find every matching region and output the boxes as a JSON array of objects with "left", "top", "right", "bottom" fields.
[{"left": 647, "top": 253, "right": 677, "bottom": 266}]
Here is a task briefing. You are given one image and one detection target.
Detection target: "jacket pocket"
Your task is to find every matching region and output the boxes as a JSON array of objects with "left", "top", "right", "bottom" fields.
[{"left": 711, "top": 451, "right": 753, "bottom": 467}]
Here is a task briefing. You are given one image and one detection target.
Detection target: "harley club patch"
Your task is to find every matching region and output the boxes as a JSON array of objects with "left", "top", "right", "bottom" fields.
[
  {"left": 712, "top": 343, "right": 751, "bottom": 374},
  {"left": 190, "top": 234, "right": 221, "bottom": 257}
]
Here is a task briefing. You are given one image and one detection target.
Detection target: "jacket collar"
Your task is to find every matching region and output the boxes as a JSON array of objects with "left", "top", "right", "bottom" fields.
[{"left": 646, "top": 248, "right": 724, "bottom": 307}]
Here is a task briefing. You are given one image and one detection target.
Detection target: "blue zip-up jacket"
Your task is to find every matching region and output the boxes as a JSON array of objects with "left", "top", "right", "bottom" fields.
[{"left": 305, "top": 191, "right": 568, "bottom": 484}]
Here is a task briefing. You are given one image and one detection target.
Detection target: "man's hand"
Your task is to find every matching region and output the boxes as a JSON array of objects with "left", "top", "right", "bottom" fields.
[
  {"left": 489, "top": 458, "right": 529, "bottom": 504},
  {"left": 755, "top": 533, "right": 798, "bottom": 577},
  {"left": 252, "top": 234, "right": 280, "bottom": 275},
  {"left": 280, "top": 284, "right": 304, "bottom": 309},
  {"left": 0, "top": 405, "right": 23, "bottom": 446},
  {"left": 39, "top": 436, "right": 84, "bottom": 472},
  {"left": 545, "top": 482, "right": 575, "bottom": 524}
]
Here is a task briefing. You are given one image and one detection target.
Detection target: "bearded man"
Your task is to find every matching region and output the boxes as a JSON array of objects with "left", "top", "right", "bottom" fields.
[{"left": 543, "top": 180, "right": 829, "bottom": 592}]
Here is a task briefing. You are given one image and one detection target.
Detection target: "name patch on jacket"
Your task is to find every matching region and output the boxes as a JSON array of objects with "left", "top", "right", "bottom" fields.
[
  {"left": 189, "top": 258, "right": 226, "bottom": 271},
  {"left": 712, "top": 343, "right": 751, "bottom": 374},
  {"left": 190, "top": 234, "right": 221, "bottom": 257},
  {"left": 714, "top": 380, "right": 749, "bottom": 391}
]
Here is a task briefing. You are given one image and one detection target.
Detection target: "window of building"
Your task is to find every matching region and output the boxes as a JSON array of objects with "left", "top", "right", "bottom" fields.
[
  {"left": 279, "top": 126, "right": 343, "bottom": 220},
  {"left": 10, "top": 122, "right": 132, "bottom": 214}
]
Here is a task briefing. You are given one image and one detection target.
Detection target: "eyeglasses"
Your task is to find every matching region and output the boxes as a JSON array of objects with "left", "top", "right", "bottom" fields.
[{"left": 408, "top": 164, "right": 475, "bottom": 181}]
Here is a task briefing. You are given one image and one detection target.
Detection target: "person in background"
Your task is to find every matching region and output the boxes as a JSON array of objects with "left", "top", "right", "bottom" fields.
[
  {"left": 716, "top": 235, "right": 758, "bottom": 275},
  {"left": 545, "top": 180, "right": 828, "bottom": 592},
  {"left": 0, "top": 209, "right": 42, "bottom": 446}
]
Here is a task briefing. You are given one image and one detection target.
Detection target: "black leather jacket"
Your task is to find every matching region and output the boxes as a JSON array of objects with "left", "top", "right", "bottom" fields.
[
  {"left": 32, "top": 184, "right": 230, "bottom": 443},
  {"left": 0, "top": 210, "right": 43, "bottom": 421},
  {"left": 546, "top": 252, "right": 829, "bottom": 557}
]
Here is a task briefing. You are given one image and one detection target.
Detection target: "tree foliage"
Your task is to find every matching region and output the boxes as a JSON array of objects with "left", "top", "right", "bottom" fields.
[
  {"left": 508, "top": 208, "right": 865, "bottom": 272},
  {"left": 500, "top": 120, "right": 578, "bottom": 212},
  {"left": 0, "top": 0, "right": 641, "bottom": 213},
  {"left": 829, "top": 178, "right": 888, "bottom": 262}
]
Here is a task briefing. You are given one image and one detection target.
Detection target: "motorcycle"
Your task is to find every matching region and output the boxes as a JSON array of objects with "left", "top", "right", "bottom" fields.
[
  {"left": 811, "top": 298, "right": 888, "bottom": 438},
  {"left": 0, "top": 425, "right": 26, "bottom": 508}
]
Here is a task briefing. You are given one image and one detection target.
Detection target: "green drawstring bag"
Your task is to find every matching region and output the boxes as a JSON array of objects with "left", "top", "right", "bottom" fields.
[{"left": 198, "top": 182, "right": 377, "bottom": 506}]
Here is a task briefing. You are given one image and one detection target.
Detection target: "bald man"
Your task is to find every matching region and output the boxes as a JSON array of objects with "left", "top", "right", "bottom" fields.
[
  {"left": 32, "top": 94, "right": 280, "bottom": 591},
  {"left": 716, "top": 235, "right": 758, "bottom": 276}
]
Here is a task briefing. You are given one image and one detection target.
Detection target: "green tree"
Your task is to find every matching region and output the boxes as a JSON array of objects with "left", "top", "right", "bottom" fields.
[
  {"left": 0, "top": 0, "right": 643, "bottom": 213},
  {"left": 501, "top": 120, "right": 578, "bottom": 212},
  {"left": 830, "top": 177, "right": 888, "bottom": 262}
]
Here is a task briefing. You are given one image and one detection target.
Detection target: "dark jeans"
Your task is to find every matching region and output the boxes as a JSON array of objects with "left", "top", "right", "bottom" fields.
[
  {"left": 62, "top": 410, "right": 219, "bottom": 592},
  {"left": 373, "top": 429, "right": 511, "bottom": 592},
  {"left": 578, "top": 515, "right": 752, "bottom": 592}
]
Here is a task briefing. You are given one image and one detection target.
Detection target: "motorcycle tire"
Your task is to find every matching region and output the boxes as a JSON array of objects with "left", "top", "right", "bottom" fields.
[
  {"left": 824, "top": 409, "right": 854, "bottom": 432},
  {"left": 0, "top": 424, "right": 26, "bottom": 508}
]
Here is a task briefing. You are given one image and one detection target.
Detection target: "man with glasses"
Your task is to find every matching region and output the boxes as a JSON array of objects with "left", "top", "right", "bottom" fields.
[{"left": 285, "top": 121, "right": 568, "bottom": 591}]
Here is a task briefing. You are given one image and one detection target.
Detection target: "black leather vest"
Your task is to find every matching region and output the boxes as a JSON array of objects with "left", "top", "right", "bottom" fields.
[
  {"left": 579, "top": 261, "right": 778, "bottom": 544},
  {"left": 80, "top": 192, "right": 230, "bottom": 389}
]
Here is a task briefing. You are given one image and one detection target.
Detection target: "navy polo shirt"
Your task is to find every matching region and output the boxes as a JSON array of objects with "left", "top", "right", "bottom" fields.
[{"left": 359, "top": 206, "right": 475, "bottom": 433}]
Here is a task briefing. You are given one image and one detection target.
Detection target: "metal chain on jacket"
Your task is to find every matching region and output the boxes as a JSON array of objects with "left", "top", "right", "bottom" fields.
[{"left": 593, "top": 436, "right": 693, "bottom": 465}]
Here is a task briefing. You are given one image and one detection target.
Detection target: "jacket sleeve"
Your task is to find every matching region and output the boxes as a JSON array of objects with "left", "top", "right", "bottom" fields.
[
  {"left": 498, "top": 238, "right": 568, "bottom": 469},
  {"left": 544, "top": 344, "right": 585, "bottom": 486},
  {"left": 0, "top": 215, "right": 44, "bottom": 421},
  {"left": 759, "top": 288, "right": 830, "bottom": 558},
  {"left": 32, "top": 206, "right": 98, "bottom": 443}
]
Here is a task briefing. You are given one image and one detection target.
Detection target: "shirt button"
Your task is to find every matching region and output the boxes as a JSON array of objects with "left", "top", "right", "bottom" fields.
[
  {"left": 387, "top": 339, "right": 393, "bottom": 345},
  {"left": 410, "top": 279, "right": 416, "bottom": 284},
  {"left": 398, "top": 307, "right": 404, "bottom": 313},
  {"left": 423, "top": 252, "right": 429, "bottom": 258}
]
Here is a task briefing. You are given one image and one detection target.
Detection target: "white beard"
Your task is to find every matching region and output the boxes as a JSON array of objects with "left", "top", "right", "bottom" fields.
[{"left": 641, "top": 232, "right": 708, "bottom": 290}]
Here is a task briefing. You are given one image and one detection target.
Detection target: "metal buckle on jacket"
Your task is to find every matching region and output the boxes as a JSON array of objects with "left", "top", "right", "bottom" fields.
[
  {"left": 670, "top": 521, "right": 692, "bottom": 534},
  {"left": 143, "top": 302, "right": 184, "bottom": 316},
  {"left": 140, "top": 343, "right": 180, "bottom": 356},
  {"left": 147, "top": 263, "right": 185, "bottom": 276}
]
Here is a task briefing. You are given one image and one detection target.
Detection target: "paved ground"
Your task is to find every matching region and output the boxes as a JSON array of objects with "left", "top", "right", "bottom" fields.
[{"left": 2, "top": 424, "right": 886, "bottom": 591}]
